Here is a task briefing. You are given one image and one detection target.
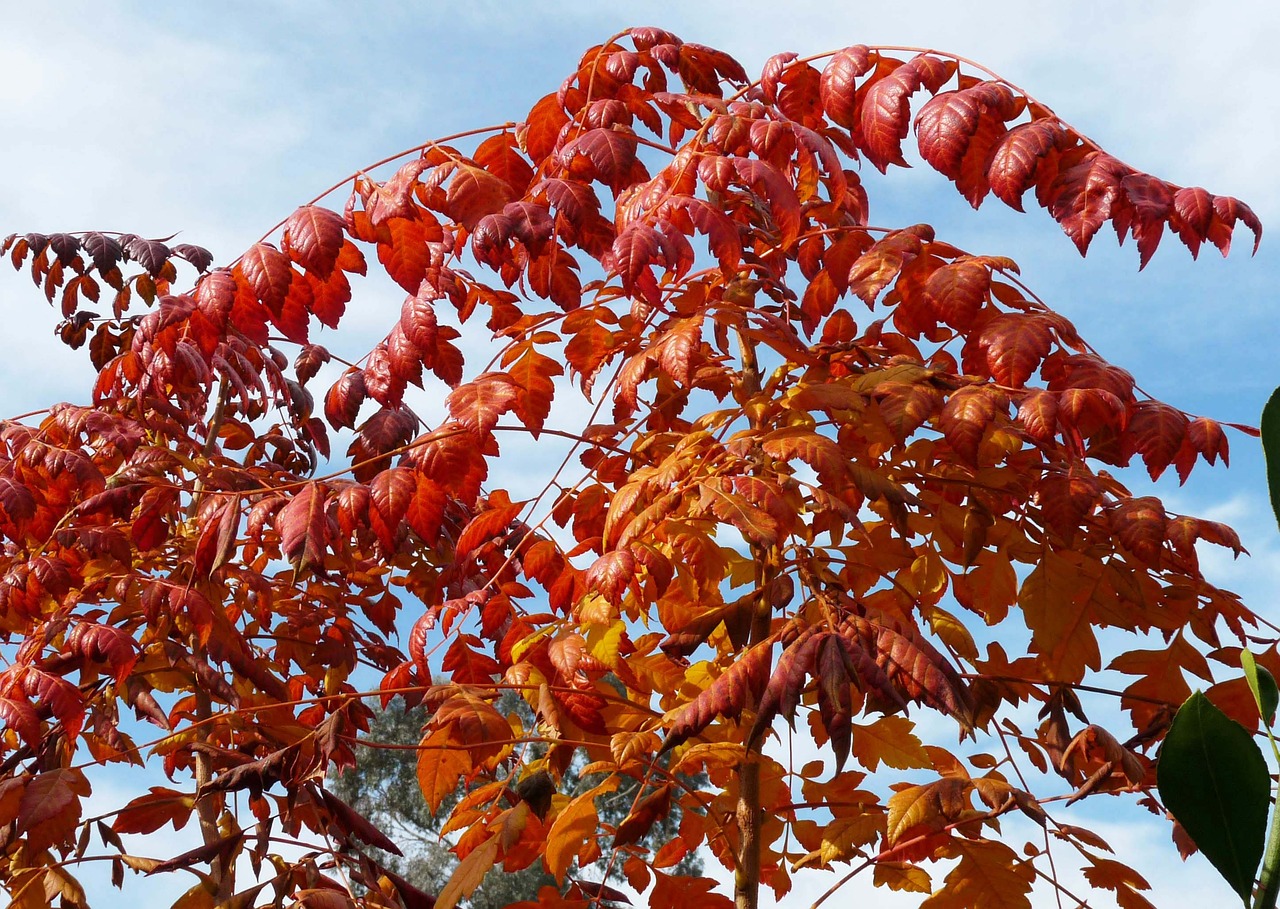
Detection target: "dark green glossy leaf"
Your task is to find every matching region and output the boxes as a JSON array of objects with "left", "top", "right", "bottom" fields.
[
  {"left": 1158, "top": 691, "right": 1268, "bottom": 903},
  {"left": 1264, "top": 386, "right": 1280, "bottom": 532}
]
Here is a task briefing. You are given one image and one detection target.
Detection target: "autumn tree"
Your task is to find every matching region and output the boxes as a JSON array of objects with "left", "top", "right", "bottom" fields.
[{"left": 0, "top": 26, "right": 1268, "bottom": 909}]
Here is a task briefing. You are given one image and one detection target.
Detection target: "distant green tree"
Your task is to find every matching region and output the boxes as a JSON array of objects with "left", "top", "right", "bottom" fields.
[{"left": 330, "top": 694, "right": 704, "bottom": 907}]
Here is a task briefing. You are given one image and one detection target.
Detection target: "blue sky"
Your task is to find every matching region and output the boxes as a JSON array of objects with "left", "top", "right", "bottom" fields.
[{"left": 2, "top": 2, "right": 1277, "bottom": 906}]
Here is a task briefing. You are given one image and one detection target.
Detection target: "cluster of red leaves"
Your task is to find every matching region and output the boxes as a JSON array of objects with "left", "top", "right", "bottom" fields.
[{"left": 0, "top": 25, "right": 1266, "bottom": 909}]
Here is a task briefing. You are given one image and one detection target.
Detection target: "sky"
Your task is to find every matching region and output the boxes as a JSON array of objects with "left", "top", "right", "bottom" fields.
[{"left": 2, "top": 2, "right": 1278, "bottom": 906}]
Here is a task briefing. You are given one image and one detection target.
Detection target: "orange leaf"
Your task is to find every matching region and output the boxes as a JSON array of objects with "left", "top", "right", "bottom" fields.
[
  {"left": 446, "top": 373, "right": 520, "bottom": 437},
  {"left": 545, "top": 782, "right": 609, "bottom": 881},
  {"left": 416, "top": 727, "right": 472, "bottom": 814},
  {"left": 112, "top": 787, "right": 195, "bottom": 835},
  {"left": 921, "top": 838, "right": 1035, "bottom": 909},
  {"left": 436, "top": 834, "right": 499, "bottom": 909},
  {"left": 447, "top": 164, "right": 513, "bottom": 231}
]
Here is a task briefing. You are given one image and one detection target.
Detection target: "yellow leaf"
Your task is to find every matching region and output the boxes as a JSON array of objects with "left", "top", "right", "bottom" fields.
[
  {"left": 886, "top": 778, "right": 974, "bottom": 847},
  {"left": 673, "top": 741, "right": 746, "bottom": 775},
  {"left": 436, "top": 834, "right": 499, "bottom": 909},
  {"left": 850, "top": 717, "right": 931, "bottom": 772},
  {"left": 545, "top": 783, "right": 605, "bottom": 881},
  {"left": 874, "top": 861, "right": 933, "bottom": 893},
  {"left": 921, "top": 604, "right": 979, "bottom": 662},
  {"left": 588, "top": 619, "right": 626, "bottom": 667}
]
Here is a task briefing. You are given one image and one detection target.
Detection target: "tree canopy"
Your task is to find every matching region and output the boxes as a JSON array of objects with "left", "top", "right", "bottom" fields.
[{"left": 0, "top": 25, "right": 1267, "bottom": 909}]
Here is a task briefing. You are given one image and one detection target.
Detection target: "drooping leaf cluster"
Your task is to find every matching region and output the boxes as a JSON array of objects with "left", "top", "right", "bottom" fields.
[{"left": 0, "top": 26, "right": 1267, "bottom": 909}]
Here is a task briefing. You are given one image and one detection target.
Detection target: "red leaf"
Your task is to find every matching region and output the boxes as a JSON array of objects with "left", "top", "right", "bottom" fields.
[
  {"left": 503, "top": 201, "right": 555, "bottom": 252},
  {"left": 924, "top": 259, "right": 990, "bottom": 329},
  {"left": 732, "top": 158, "right": 802, "bottom": 249},
  {"left": 284, "top": 205, "right": 346, "bottom": 278},
  {"left": 1050, "top": 151, "right": 1131, "bottom": 255},
  {"left": 1057, "top": 387, "right": 1128, "bottom": 444},
  {"left": 441, "top": 635, "right": 501, "bottom": 684},
  {"left": 66, "top": 622, "right": 140, "bottom": 684},
  {"left": 976, "top": 313, "right": 1053, "bottom": 388},
  {"left": 585, "top": 549, "right": 636, "bottom": 605},
  {"left": 1108, "top": 497, "right": 1168, "bottom": 566},
  {"left": 276, "top": 482, "right": 330, "bottom": 569},
  {"left": 916, "top": 82, "right": 1020, "bottom": 208},
  {"left": 446, "top": 373, "right": 520, "bottom": 436},
  {"left": 22, "top": 668, "right": 84, "bottom": 741},
  {"left": 609, "top": 224, "right": 663, "bottom": 302},
  {"left": 820, "top": 47, "right": 873, "bottom": 128},
  {"left": 557, "top": 128, "right": 640, "bottom": 191},
  {"left": 474, "top": 132, "right": 536, "bottom": 196},
  {"left": 404, "top": 473, "right": 448, "bottom": 543},
  {"left": 845, "top": 614, "right": 971, "bottom": 726},
  {"left": 940, "top": 386, "right": 1002, "bottom": 464},
  {"left": 325, "top": 368, "right": 367, "bottom": 430},
  {"left": 364, "top": 159, "right": 429, "bottom": 227},
  {"left": 520, "top": 92, "right": 571, "bottom": 164},
  {"left": 1037, "top": 467, "right": 1103, "bottom": 541},
  {"left": 112, "top": 787, "right": 195, "bottom": 835},
  {"left": 1124, "top": 401, "right": 1189, "bottom": 481},
  {"left": 447, "top": 164, "right": 514, "bottom": 231},
  {"left": 369, "top": 467, "right": 416, "bottom": 552},
  {"left": 860, "top": 55, "right": 956, "bottom": 172},
  {"left": 1210, "top": 194, "right": 1263, "bottom": 256},
  {"left": 916, "top": 82, "right": 1019, "bottom": 177},
  {"left": 747, "top": 627, "right": 822, "bottom": 750},
  {"left": 192, "top": 495, "right": 239, "bottom": 578},
  {"left": 659, "top": 641, "right": 772, "bottom": 755},
  {"left": 377, "top": 216, "right": 437, "bottom": 295},
  {"left": 0, "top": 698, "right": 40, "bottom": 749},
  {"left": 454, "top": 495, "right": 524, "bottom": 560},
  {"left": 1017, "top": 389, "right": 1059, "bottom": 444},
  {"left": 194, "top": 268, "right": 236, "bottom": 328},
  {"left": 1118, "top": 174, "right": 1174, "bottom": 267},
  {"left": 614, "top": 784, "right": 674, "bottom": 848},
  {"left": 505, "top": 345, "right": 562, "bottom": 438},
  {"left": 305, "top": 268, "right": 351, "bottom": 328},
  {"left": 987, "top": 119, "right": 1069, "bottom": 211},
  {"left": 1171, "top": 186, "right": 1214, "bottom": 258},
  {"left": 1188, "top": 416, "right": 1229, "bottom": 467},
  {"left": 240, "top": 243, "right": 293, "bottom": 312},
  {"left": 364, "top": 342, "right": 407, "bottom": 408},
  {"left": 16, "top": 767, "right": 90, "bottom": 853},
  {"left": 759, "top": 51, "right": 799, "bottom": 104}
]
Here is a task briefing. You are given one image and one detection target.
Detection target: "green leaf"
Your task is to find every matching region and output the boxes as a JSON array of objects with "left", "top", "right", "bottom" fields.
[
  {"left": 1158, "top": 691, "right": 1269, "bottom": 903},
  {"left": 1263, "top": 386, "right": 1280, "bottom": 533},
  {"left": 1242, "top": 650, "right": 1279, "bottom": 728}
]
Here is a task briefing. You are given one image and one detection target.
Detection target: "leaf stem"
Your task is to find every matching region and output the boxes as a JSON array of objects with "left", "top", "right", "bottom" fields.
[{"left": 1254, "top": 795, "right": 1280, "bottom": 909}]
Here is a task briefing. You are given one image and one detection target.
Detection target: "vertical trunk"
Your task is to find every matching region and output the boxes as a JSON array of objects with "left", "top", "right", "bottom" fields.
[
  {"left": 735, "top": 757, "right": 762, "bottom": 909},
  {"left": 733, "top": 323, "right": 767, "bottom": 909},
  {"left": 190, "top": 377, "right": 235, "bottom": 903},
  {"left": 192, "top": 689, "right": 234, "bottom": 903}
]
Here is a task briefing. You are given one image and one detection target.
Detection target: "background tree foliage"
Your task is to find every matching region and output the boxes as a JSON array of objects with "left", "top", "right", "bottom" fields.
[
  {"left": 0, "top": 25, "right": 1267, "bottom": 909},
  {"left": 328, "top": 694, "right": 704, "bottom": 907}
]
